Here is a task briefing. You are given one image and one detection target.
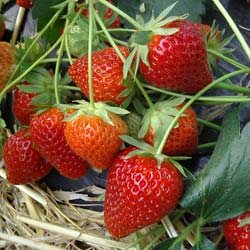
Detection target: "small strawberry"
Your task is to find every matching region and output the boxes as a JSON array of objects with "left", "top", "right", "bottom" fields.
[
  {"left": 0, "top": 42, "right": 15, "bottom": 91},
  {"left": 0, "top": 15, "right": 5, "bottom": 40},
  {"left": 12, "top": 82, "right": 37, "bottom": 125},
  {"left": 30, "top": 107, "right": 89, "bottom": 179},
  {"left": 104, "top": 146, "right": 183, "bottom": 238},
  {"left": 69, "top": 46, "right": 131, "bottom": 105},
  {"left": 137, "top": 19, "right": 213, "bottom": 93},
  {"left": 16, "top": 0, "right": 33, "bottom": 8},
  {"left": 123, "top": 112, "right": 142, "bottom": 139},
  {"left": 142, "top": 99, "right": 198, "bottom": 156},
  {"left": 64, "top": 102, "right": 128, "bottom": 170},
  {"left": 223, "top": 211, "right": 250, "bottom": 248},
  {"left": 3, "top": 129, "right": 52, "bottom": 185}
]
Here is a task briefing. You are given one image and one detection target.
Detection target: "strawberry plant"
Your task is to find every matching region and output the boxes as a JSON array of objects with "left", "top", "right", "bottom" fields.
[{"left": 0, "top": 0, "right": 250, "bottom": 249}]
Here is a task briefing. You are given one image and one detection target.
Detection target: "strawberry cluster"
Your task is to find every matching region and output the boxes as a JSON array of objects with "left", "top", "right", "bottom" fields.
[{"left": 1, "top": 0, "right": 238, "bottom": 245}]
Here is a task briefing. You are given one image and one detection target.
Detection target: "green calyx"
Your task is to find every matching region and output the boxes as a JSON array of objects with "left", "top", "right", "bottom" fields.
[{"left": 60, "top": 100, "right": 129, "bottom": 125}]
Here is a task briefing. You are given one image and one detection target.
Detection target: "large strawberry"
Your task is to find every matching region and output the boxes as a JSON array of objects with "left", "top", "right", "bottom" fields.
[
  {"left": 16, "top": 0, "right": 33, "bottom": 8},
  {"left": 69, "top": 46, "right": 130, "bottom": 105},
  {"left": 3, "top": 129, "right": 52, "bottom": 185},
  {"left": 64, "top": 102, "right": 128, "bottom": 170},
  {"left": 141, "top": 99, "right": 198, "bottom": 156},
  {"left": 137, "top": 19, "right": 213, "bottom": 93},
  {"left": 223, "top": 211, "right": 250, "bottom": 249},
  {"left": 30, "top": 107, "right": 89, "bottom": 179},
  {"left": 235, "top": 238, "right": 250, "bottom": 250},
  {"left": 0, "top": 42, "right": 14, "bottom": 91},
  {"left": 12, "top": 82, "right": 37, "bottom": 125},
  {"left": 104, "top": 146, "right": 183, "bottom": 238}
]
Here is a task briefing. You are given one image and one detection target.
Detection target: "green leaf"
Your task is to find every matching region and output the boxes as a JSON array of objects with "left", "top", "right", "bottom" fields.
[
  {"left": 123, "top": 48, "right": 136, "bottom": 79},
  {"left": 152, "top": 237, "right": 182, "bottom": 250},
  {"left": 116, "top": 0, "right": 206, "bottom": 29},
  {"left": 192, "top": 235, "right": 216, "bottom": 250},
  {"left": 181, "top": 108, "right": 250, "bottom": 222}
]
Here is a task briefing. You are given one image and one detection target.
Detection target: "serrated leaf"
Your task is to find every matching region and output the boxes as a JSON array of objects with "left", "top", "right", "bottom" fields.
[
  {"left": 30, "top": 93, "right": 51, "bottom": 106},
  {"left": 120, "top": 135, "right": 154, "bottom": 151},
  {"left": 17, "top": 84, "right": 44, "bottom": 94},
  {"left": 181, "top": 108, "right": 250, "bottom": 222},
  {"left": 123, "top": 48, "right": 136, "bottom": 79}
]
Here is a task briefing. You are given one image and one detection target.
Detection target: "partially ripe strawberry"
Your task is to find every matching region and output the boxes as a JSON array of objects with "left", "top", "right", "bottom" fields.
[
  {"left": 16, "top": 0, "right": 33, "bottom": 8},
  {"left": 0, "top": 42, "right": 14, "bottom": 91},
  {"left": 13, "top": 82, "right": 37, "bottom": 125},
  {"left": 69, "top": 46, "right": 130, "bottom": 105},
  {"left": 138, "top": 20, "right": 213, "bottom": 94},
  {"left": 104, "top": 146, "right": 183, "bottom": 238},
  {"left": 30, "top": 108, "right": 89, "bottom": 179},
  {"left": 64, "top": 110, "right": 127, "bottom": 170},
  {"left": 223, "top": 211, "right": 250, "bottom": 248},
  {"left": 3, "top": 129, "right": 52, "bottom": 185}
]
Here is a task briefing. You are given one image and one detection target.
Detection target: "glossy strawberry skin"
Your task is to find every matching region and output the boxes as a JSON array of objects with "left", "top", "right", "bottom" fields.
[
  {"left": 16, "top": 0, "right": 33, "bottom": 8},
  {"left": 30, "top": 108, "right": 89, "bottom": 179},
  {"left": 13, "top": 83, "right": 37, "bottom": 125},
  {"left": 104, "top": 146, "right": 183, "bottom": 238},
  {"left": 139, "top": 20, "right": 213, "bottom": 94},
  {"left": 191, "top": 22, "right": 220, "bottom": 40},
  {"left": 64, "top": 112, "right": 127, "bottom": 170},
  {"left": 223, "top": 211, "right": 250, "bottom": 248},
  {"left": 235, "top": 238, "right": 250, "bottom": 250},
  {"left": 144, "top": 105, "right": 198, "bottom": 156},
  {"left": 3, "top": 129, "right": 52, "bottom": 185},
  {"left": 69, "top": 46, "right": 129, "bottom": 105}
]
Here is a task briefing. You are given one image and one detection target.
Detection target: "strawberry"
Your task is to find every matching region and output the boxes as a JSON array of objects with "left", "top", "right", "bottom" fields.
[
  {"left": 138, "top": 19, "right": 213, "bottom": 94},
  {"left": 64, "top": 104, "right": 127, "bottom": 170},
  {"left": 69, "top": 46, "right": 130, "bottom": 105},
  {"left": 12, "top": 82, "right": 37, "bottom": 125},
  {"left": 16, "top": 0, "right": 33, "bottom": 8},
  {"left": 223, "top": 211, "right": 250, "bottom": 248},
  {"left": 0, "top": 42, "right": 14, "bottom": 91},
  {"left": 30, "top": 107, "right": 89, "bottom": 179},
  {"left": 0, "top": 15, "right": 5, "bottom": 40},
  {"left": 142, "top": 100, "right": 198, "bottom": 156},
  {"left": 104, "top": 146, "right": 183, "bottom": 238},
  {"left": 75, "top": 0, "right": 120, "bottom": 28},
  {"left": 3, "top": 129, "right": 52, "bottom": 185},
  {"left": 235, "top": 238, "right": 250, "bottom": 250}
]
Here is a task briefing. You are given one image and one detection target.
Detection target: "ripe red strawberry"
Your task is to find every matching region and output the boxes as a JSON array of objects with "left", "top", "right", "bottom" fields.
[
  {"left": 104, "top": 146, "right": 183, "bottom": 238},
  {"left": 16, "top": 0, "right": 33, "bottom": 8},
  {"left": 0, "top": 15, "right": 5, "bottom": 40},
  {"left": 64, "top": 110, "right": 127, "bottom": 170},
  {"left": 30, "top": 107, "right": 89, "bottom": 179},
  {"left": 143, "top": 103, "right": 198, "bottom": 156},
  {"left": 76, "top": 0, "right": 120, "bottom": 28},
  {"left": 13, "top": 82, "right": 37, "bottom": 125},
  {"left": 0, "top": 42, "right": 14, "bottom": 91},
  {"left": 3, "top": 129, "right": 52, "bottom": 185},
  {"left": 235, "top": 238, "right": 250, "bottom": 250},
  {"left": 223, "top": 211, "right": 250, "bottom": 248},
  {"left": 69, "top": 46, "right": 130, "bottom": 105},
  {"left": 138, "top": 20, "right": 213, "bottom": 94},
  {"left": 191, "top": 22, "right": 221, "bottom": 40}
]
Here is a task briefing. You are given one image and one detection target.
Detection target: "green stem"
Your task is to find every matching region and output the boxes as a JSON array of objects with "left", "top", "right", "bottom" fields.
[
  {"left": 212, "top": 0, "right": 250, "bottom": 59},
  {"left": 197, "top": 118, "right": 222, "bottom": 131},
  {"left": 208, "top": 49, "right": 248, "bottom": 70},
  {"left": 155, "top": 68, "right": 250, "bottom": 155},
  {"left": 7, "top": 4, "right": 66, "bottom": 85},
  {"left": 88, "top": 0, "right": 95, "bottom": 109},
  {"left": 96, "top": 28, "right": 136, "bottom": 34},
  {"left": 94, "top": 10, "right": 155, "bottom": 111},
  {"left": 198, "top": 142, "right": 217, "bottom": 150},
  {"left": 97, "top": 0, "right": 143, "bottom": 30},
  {"left": 133, "top": 233, "right": 141, "bottom": 250},
  {"left": 213, "top": 81, "right": 250, "bottom": 95},
  {"left": 41, "top": 58, "right": 73, "bottom": 63},
  {"left": 61, "top": 86, "right": 81, "bottom": 91}
]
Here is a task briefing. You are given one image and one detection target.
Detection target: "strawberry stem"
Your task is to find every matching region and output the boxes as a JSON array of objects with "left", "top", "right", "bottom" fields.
[
  {"left": 155, "top": 68, "right": 250, "bottom": 155},
  {"left": 197, "top": 118, "right": 222, "bottom": 131},
  {"left": 198, "top": 142, "right": 217, "bottom": 150},
  {"left": 97, "top": 0, "right": 144, "bottom": 30},
  {"left": 88, "top": 0, "right": 95, "bottom": 109},
  {"left": 212, "top": 0, "right": 250, "bottom": 59}
]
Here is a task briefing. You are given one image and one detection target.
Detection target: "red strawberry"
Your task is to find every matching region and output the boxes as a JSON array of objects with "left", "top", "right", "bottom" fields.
[
  {"left": 30, "top": 107, "right": 89, "bottom": 179},
  {"left": 3, "top": 129, "right": 52, "bottom": 184},
  {"left": 0, "top": 42, "right": 14, "bottom": 91},
  {"left": 191, "top": 22, "right": 221, "bottom": 40},
  {"left": 13, "top": 82, "right": 37, "bottom": 125},
  {"left": 104, "top": 146, "right": 183, "bottom": 238},
  {"left": 76, "top": 0, "right": 120, "bottom": 28},
  {"left": 0, "top": 15, "right": 5, "bottom": 40},
  {"left": 223, "top": 211, "right": 250, "bottom": 248},
  {"left": 143, "top": 102, "right": 198, "bottom": 156},
  {"left": 138, "top": 19, "right": 213, "bottom": 94},
  {"left": 69, "top": 46, "right": 130, "bottom": 105},
  {"left": 235, "top": 238, "right": 250, "bottom": 250},
  {"left": 16, "top": 0, "right": 33, "bottom": 8},
  {"left": 64, "top": 109, "right": 127, "bottom": 170}
]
